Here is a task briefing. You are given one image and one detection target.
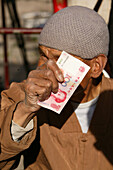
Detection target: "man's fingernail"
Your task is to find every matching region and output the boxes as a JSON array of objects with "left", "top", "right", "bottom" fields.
[{"left": 58, "top": 74, "right": 64, "bottom": 81}]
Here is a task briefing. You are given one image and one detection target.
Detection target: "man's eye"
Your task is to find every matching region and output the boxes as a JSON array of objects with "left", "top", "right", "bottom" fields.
[
  {"left": 41, "top": 53, "right": 46, "bottom": 57},
  {"left": 41, "top": 55, "right": 48, "bottom": 62},
  {"left": 39, "top": 49, "right": 47, "bottom": 58},
  {"left": 40, "top": 52, "right": 48, "bottom": 58}
]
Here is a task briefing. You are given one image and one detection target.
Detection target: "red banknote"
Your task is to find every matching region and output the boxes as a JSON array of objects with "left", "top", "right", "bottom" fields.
[{"left": 37, "top": 51, "right": 90, "bottom": 113}]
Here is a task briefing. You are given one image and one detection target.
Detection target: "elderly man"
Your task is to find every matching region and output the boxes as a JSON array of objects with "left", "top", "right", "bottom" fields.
[{"left": 0, "top": 6, "right": 113, "bottom": 170}]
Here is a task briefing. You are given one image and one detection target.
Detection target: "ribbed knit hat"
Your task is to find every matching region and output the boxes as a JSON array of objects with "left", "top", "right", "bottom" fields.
[{"left": 39, "top": 6, "right": 109, "bottom": 59}]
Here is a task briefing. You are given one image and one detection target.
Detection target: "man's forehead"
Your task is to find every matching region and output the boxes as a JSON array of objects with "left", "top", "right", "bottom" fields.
[
  {"left": 39, "top": 45, "right": 62, "bottom": 56},
  {"left": 39, "top": 45, "right": 92, "bottom": 68},
  {"left": 39, "top": 45, "right": 85, "bottom": 61}
]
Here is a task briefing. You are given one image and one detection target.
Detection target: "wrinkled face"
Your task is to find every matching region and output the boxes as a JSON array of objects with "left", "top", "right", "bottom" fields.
[{"left": 38, "top": 45, "right": 93, "bottom": 102}]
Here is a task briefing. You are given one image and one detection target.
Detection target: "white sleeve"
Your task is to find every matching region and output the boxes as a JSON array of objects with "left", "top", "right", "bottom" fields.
[{"left": 11, "top": 119, "right": 34, "bottom": 142}]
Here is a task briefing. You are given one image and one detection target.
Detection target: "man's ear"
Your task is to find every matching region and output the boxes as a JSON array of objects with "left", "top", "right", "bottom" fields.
[{"left": 91, "top": 54, "right": 107, "bottom": 78}]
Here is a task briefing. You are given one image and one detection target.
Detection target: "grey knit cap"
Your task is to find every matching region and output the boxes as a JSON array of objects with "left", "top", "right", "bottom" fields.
[{"left": 39, "top": 6, "right": 109, "bottom": 59}]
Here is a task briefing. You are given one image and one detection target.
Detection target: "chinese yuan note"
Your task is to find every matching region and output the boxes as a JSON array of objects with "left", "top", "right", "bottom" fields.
[{"left": 37, "top": 51, "right": 90, "bottom": 113}]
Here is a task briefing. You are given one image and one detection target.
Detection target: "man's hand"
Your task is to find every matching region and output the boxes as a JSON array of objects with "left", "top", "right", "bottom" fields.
[
  {"left": 13, "top": 59, "right": 64, "bottom": 127},
  {"left": 24, "top": 59, "right": 64, "bottom": 111}
]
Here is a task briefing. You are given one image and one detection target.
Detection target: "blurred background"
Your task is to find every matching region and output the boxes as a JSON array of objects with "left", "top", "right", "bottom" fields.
[{"left": 0, "top": 0, "right": 112, "bottom": 95}]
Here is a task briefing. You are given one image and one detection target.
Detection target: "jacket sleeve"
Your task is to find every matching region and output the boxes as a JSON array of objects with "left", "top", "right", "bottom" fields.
[{"left": 0, "top": 82, "right": 37, "bottom": 169}]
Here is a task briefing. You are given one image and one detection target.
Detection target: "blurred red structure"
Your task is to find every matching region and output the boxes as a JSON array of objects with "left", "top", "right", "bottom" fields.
[
  {"left": 0, "top": 28, "right": 42, "bottom": 34},
  {"left": 53, "top": 0, "right": 67, "bottom": 13},
  {"left": 0, "top": 0, "right": 67, "bottom": 89}
]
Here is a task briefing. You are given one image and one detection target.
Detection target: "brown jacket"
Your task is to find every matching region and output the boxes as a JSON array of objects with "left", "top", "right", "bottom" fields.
[{"left": 0, "top": 76, "right": 113, "bottom": 170}]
